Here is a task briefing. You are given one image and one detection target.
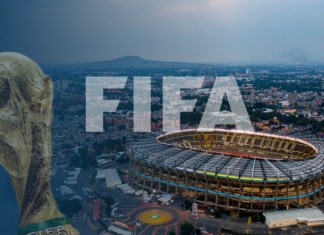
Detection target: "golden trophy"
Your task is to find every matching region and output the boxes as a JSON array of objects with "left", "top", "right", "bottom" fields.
[{"left": 0, "top": 52, "right": 79, "bottom": 235}]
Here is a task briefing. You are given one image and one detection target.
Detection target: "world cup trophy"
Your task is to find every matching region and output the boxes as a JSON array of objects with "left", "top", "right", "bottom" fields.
[{"left": 0, "top": 52, "right": 79, "bottom": 235}]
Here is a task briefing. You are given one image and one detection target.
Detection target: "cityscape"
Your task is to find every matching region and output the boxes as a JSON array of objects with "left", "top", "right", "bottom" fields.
[
  {"left": 2, "top": 1, "right": 324, "bottom": 235},
  {"left": 45, "top": 56, "right": 324, "bottom": 235}
]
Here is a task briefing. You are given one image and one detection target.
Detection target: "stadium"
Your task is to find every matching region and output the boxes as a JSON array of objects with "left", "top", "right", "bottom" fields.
[{"left": 126, "top": 129, "right": 324, "bottom": 212}]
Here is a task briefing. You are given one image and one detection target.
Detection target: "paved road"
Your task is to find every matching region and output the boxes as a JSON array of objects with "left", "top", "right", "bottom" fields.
[{"left": 51, "top": 166, "right": 324, "bottom": 235}]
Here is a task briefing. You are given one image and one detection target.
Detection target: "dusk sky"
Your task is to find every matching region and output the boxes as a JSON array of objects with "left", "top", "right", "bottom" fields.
[{"left": 1, "top": 0, "right": 324, "bottom": 64}]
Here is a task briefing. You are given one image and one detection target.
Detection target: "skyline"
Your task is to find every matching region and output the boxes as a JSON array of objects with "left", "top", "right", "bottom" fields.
[
  {"left": 42, "top": 54, "right": 324, "bottom": 66},
  {"left": 1, "top": 0, "right": 324, "bottom": 64}
]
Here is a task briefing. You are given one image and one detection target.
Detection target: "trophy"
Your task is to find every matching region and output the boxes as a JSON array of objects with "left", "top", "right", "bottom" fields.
[{"left": 0, "top": 52, "right": 79, "bottom": 235}]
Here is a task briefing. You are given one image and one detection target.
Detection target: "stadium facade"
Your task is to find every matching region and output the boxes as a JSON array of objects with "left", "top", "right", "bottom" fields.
[{"left": 127, "top": 129, "right": 324, "bottom": 212}]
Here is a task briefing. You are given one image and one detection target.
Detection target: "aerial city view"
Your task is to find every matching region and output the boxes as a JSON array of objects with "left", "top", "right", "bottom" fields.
[{"left": 1, "top": 1, "right": 324, "bottom": 235}]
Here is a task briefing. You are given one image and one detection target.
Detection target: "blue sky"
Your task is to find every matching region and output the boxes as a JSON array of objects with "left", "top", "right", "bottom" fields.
[{"left": 1, "top": 0, "right": 324, "bottom": 64}]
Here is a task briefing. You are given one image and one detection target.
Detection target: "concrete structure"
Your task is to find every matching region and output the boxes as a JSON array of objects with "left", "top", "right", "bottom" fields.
[
  {"left": 127, "top": 130, "right": 324, "bottom": 212},
  {"left": 143, "top": 191, "right": 149, "bottom": 203},
  {"left": 264, "top": 208, "right": 324, "bottom": 228},
  {"left": 278, "top": 101, "right": 289, "bottom": 107},
  {"left": 158, "top": 194, "right": 173, "bottom": 204},
  {"left": 96, "top": 168, "right": 122, "bottom": 188},
  {"left": 192, "top": 203, "right": 198, "bottom": 215}
]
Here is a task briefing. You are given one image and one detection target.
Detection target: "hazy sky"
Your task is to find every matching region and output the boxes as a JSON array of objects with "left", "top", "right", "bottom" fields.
[{"left": 1, "top": 0, "right": 324, "bottom": 64}]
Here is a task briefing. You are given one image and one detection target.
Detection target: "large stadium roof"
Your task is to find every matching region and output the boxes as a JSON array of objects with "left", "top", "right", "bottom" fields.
[{"left": 128, "top": 131, "right": 324, "bottom": 183}]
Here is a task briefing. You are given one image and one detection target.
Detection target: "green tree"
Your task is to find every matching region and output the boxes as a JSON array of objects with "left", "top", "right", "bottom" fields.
[
  {"left": 57, "top": 199, "right": 82, "bottom": 217},
  {"left": 102, "top": 196, "right": 115, "bottom": 216},
  {"left": 180, "top": 222, "right": 195, "bottom": 235},
  {"left": 194, "top": 228, "right": 201, "bottom": 235},
  {"left": 183, "top": 200, "right": 193, "bottom": 210}
]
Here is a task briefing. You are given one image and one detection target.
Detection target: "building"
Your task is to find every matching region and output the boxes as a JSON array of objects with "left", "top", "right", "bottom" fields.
[
  {"left": 277, "top": 101, "right": 289, "bottom": 107},
  {"left": 96, "top": 168, "right": 122, "bottom": 188},
  {"left": 126, "top": 129, "right": 324, "bottom": 212},
  {"left": 264, "top": 208, "right": 324, "bottom": 228}
]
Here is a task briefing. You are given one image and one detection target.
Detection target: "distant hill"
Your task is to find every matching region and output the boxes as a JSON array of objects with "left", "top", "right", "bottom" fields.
[
  {"left": 277, "top": 49, "right": 311, "bottom": 64},
  {"left": 43, "top": 55, "right": 221, "bottom": 77},
  {"left": 110, "top": 56, "right": 146, "bottom": 63},
  {"left": 80, "top": 56, "right": 207, "bottom": 70},
  {"left": 43, "top": 55, "right": 321, "bottom": 77}
]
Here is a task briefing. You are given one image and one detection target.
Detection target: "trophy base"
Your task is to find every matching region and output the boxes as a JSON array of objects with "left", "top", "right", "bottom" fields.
[{"left": 18, "top": 217, "right": 80, "bottom": 235}]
